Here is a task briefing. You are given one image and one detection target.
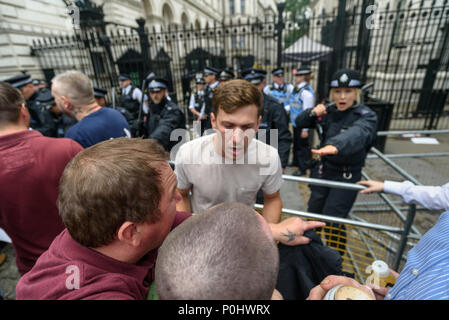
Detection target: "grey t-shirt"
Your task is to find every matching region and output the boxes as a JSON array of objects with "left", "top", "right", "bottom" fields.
[{"left": 175, "top": 134, "right": 283, "bottom": 213}]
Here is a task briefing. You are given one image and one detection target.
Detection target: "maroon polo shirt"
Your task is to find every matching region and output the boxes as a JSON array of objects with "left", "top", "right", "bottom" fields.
[
  {"left": 0, "top": 130, "right": 83, "bottom": 275},
  {"left": 16, "top": 211, "right": 191, "bottom": 300}
]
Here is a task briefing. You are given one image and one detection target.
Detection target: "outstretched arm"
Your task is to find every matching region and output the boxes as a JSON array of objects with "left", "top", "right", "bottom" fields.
[{"left": 269, "top": 218, "right": 326, "bottom": 246}]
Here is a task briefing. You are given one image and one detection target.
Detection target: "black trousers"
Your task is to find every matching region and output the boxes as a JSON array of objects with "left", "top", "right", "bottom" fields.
[
  {"left": 293, "top": 126, "right": 311, "bottom": 172},
  {"left": 307, "top": 164, "right": 361, "bottom": 254},
  {"left": 200, "top": 118, "right": 212, "bottom": 136}
]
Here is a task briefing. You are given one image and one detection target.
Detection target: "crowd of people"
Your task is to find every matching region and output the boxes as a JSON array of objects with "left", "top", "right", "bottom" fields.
[{"left": 0, "top": 64, "right": 448, "bottom": 301}]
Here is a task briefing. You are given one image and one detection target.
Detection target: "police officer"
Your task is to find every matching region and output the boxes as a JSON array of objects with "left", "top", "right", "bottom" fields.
[
  {"left": 263, "top": 67, "right": 294, "bottom": 113},
  {"left": 116, "top": 73, "right": 143, "bottom": 134},
  {"left": 32, "top": 79, "right": 47, "bottom": 92},
  {"left": 295, "top": 68, "right": 378, "bottom": 253},
  {"left": 243, "top": 68, "right": 293, "bottom": 204},
  {"left": 146, "top": 77, "right": 186, "bottom": 151},
  {"left": 218, "top": 68, "right": 234, "bottom": 86},
  {"left": 202, "top": 66, "right": 220, "bottom": 134},
  {"left": 35, "top": 88, "right": 76, "bottom": 137},
  {"left": 188, "top": 74, "right": 207, "bottom": 132},
  {"left": 3, "top": 74, "right": 49, "bottom": 136},
  {"left": 289, "top": 66, "right": 316, "bottom": 176}
]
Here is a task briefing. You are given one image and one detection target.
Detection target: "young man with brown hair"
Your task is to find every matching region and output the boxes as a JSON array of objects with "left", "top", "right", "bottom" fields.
[
  {"left": 175, "top": 80, "right": 324, "bottom": 245},
  {"left": 0, "top": 82, "right": 83, "bottom": 275},
  {"left": 16, "top": 138, "right": 190, "bottom": 300}
]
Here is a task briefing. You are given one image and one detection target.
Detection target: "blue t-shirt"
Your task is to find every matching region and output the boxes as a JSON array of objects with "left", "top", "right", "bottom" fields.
[{"left": 66, "top": 107, "right": 131, "bottom": 148}]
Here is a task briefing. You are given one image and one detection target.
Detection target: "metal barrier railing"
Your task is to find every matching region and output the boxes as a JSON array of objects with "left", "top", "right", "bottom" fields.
[
  {"left": 274, "top": 129, "right": 449, "bottom": 276},
  {"left": 176, "top": 129, "right": 446, "bottom": 280},
  {"left": 268, "top": 140, "right": 437, "bottom": 277}
]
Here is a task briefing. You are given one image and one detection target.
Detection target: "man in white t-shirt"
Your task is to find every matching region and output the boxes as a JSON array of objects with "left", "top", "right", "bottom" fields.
[{"left": 175, "top": 80, "right": 325, "bottom": 244}]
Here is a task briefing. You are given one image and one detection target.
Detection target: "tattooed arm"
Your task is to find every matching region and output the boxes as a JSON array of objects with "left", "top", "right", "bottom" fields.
[{"left": 269, "top": 218, "right": 325, "bottom": 246}]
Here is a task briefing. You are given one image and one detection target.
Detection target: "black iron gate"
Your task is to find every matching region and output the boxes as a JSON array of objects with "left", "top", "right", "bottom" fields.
[{"left": 30, "top": 0, "right": 448, "bottom": 130}]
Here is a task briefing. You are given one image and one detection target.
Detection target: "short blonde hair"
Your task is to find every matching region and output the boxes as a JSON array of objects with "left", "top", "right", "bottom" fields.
[{"left": 52, "top": 70, "right": 96, "bottom": 109}]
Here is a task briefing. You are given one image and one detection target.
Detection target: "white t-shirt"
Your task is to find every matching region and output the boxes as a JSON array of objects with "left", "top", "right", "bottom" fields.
[{"left": 175, "top": 134, "right": 283, "bottom": 213}]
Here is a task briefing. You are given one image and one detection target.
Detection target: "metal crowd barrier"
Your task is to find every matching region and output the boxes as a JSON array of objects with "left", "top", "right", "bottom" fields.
[{"left": 263, "top": 130, "right": 449, "bottom": 282}]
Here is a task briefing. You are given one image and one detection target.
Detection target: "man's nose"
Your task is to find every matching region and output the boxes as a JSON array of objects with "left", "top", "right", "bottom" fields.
[{"left": 232, "top": 129, "right": 245, "bottom": 145}]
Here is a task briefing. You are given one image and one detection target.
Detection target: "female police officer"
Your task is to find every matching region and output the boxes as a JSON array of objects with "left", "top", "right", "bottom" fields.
[{"left": 295, "top": 68, "right": 378, "bottom": 253}]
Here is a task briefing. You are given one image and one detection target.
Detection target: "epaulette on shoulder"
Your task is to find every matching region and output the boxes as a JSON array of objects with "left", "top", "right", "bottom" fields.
[{"left": 355, "top": 105, "right": 375, "bottom": 115}]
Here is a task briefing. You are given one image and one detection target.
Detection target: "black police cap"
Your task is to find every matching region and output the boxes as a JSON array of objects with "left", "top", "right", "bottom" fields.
[
  {"left": 330, "top": 69, "right": 362, "bottom": 88},
  {"left": 272, "top": 67, "right": 284, "bottom": 76},
  {"left": 35, "top": 88, "right": 54, "bottom": 103},
  {"left": 218, "top": 68, "right": 235, "bottom": 81},
  {"left": 119, "top": 74, "right": 130, "bottom": 81},
  {"left": 203, "top": 66, "right": 220, "bottom": 76},
  {"left": 195, "top": 76, "right": 205, "bottom": 84},
  {"left": 148, "top": 77, "right": 169, "bottom": 92},
  {"left": 3, "top": 74, "right": 32, "bottom": 89},
  {"left": 242, "top": 68, "right": 267, "bottom": 85},
  {"left": 295, "top": 66, "right": 312, "bottom": 76},
  {"left": 35, "top": 89, "right": 55, "bottom": 110},
  {"left": 94, "top": 87, "right": 107, "bottom": 97}
]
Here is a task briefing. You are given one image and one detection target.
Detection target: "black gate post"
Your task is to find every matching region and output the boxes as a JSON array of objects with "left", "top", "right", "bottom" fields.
[
  {"left": 332, "top": 0, "right": 347, "bottom": 72},
  {"left": 136, "top": 18, "right": 150, "bottom": 84},
  {"left": 275, "top": 2, "right": 286, "bottom": 68},
  {"left": 356, "top": 0, "right": 374, "bottom": 83}
]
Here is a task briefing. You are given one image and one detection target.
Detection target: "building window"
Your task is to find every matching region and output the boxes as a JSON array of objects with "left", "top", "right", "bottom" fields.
[
  {"left": 241, "top": 0, "right": 245, "bottom": 14},
  {"left": 231, "top": 35, "right": 237, "bottom": 49},
  {"left": 230, "top": 0, "right": 235, "bottom": 14}
]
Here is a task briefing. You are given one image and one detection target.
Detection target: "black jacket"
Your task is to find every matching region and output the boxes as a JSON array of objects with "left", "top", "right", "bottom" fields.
[
  {"left": 295, "top": 103, "right": 377, "bottom": 169},
  {"left": 146, "top": 98, "right": 185, "bottom": 151},
  {"left": 27, "top": 92, "right": 56, "bottom": 137},
  {"left": 276, "top": 230, "right": 343, "bottom": 300},
  {"left": 258, "top": 94, "right": 292, "bottom": 168}
]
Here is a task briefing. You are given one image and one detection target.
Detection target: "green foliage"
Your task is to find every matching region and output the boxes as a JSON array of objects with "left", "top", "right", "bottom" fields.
[{"left": 283, "top": 0, "right": 311, "bottom": 49}]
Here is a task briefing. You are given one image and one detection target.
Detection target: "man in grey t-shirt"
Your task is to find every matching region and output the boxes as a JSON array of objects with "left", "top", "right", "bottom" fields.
[{"left": 175, "top": 80, "right": 325, "bottom": 246}]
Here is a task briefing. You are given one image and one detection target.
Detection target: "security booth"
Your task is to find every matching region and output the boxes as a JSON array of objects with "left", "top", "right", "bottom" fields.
[
  {"left": 148, "top": 47, "right": 175, "bottom": 102},
  {"left": 233, "top": 54, "right": 255, "bottom": 75},
  {"left": 185, "top": 48, "right": 226, "bottom": 75},
  {"left": 116, "top": 49, "right": 144, "bottom": 87}
]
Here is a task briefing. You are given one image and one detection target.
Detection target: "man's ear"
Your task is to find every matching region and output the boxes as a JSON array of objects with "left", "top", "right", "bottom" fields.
[
  {"left": 210, "top": 112, "right": 216, "bottom": 129},
  {"left": 255, "top": 115, "right": 262, "bottom": 132},
  {"left": 61, "top": 95, "right": 71, "bottom": 111},
  {"left": 20, "top": 103, "right": 30, "bottom": 125},
  {"left": 117, "top": 221, "right": 139, "bottom": 247}
]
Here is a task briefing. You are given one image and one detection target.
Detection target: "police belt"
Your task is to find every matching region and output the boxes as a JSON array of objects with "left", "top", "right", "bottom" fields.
[{"left": 322, "top": 160, "right": 363, "bottom": 174}]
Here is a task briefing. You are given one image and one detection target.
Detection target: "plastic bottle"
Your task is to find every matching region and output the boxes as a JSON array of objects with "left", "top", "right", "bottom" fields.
[{"left": 365, "top": 260, "right": 396, "bottom": 288}]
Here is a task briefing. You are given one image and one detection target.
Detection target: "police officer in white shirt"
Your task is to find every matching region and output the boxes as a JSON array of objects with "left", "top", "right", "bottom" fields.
[{"left": 189, "top": 75, "right": 206, "bottom": 129}]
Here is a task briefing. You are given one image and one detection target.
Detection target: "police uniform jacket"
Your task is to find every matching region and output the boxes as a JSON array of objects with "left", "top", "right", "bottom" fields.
[
  {"left": 28, "top": 91, "right": 56, "bottom": 137},
  {"left": 259, "top": 94, "right": 292, "bottom": 168},
  {"left": 295, "top": 103, "right": 377, "bottom": 170},
  {"left": 203, "top": 82, "right": 219, "bottom": 119},
  {"left": 146, "top": 98, "right": 185, "bottom": 151}
]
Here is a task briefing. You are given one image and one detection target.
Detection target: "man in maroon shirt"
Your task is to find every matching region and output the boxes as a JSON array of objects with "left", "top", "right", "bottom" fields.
[
  {"left": 16, "top": 137, "right": 190, "bottom": 299},
  {"left": 0, "top": 82, "right": 83, "bottom": 275}
]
